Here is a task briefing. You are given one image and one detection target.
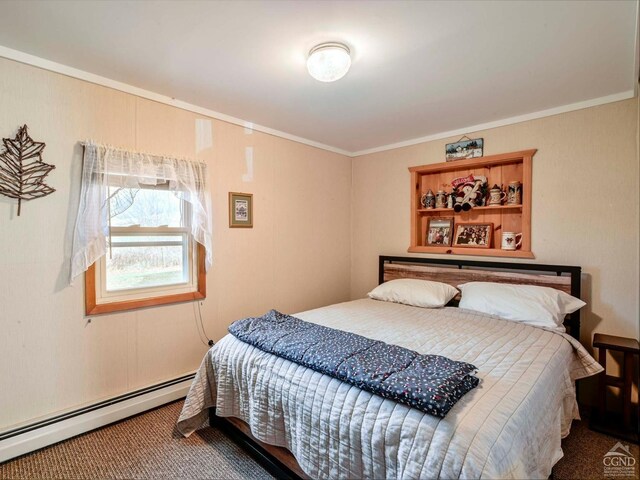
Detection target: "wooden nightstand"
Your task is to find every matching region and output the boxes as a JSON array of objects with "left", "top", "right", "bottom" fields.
[{"left": 590, "top": 333, "right": 639, "bottom": 443}]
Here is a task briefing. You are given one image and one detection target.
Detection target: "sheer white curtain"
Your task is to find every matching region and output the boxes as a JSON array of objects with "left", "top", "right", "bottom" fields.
[{"left": 70, "top": 142, "right": 213, "bottom": 283}]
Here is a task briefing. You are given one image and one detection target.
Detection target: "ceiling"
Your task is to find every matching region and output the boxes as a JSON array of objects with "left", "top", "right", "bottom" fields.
[{"left": 0, "top": 0, "right": 637, "bottom": 155}]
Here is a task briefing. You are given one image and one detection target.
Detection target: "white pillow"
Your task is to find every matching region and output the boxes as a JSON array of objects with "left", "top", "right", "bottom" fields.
[
  {"left": 457, "top": 282, "right": 585, "bottom": 332},
  {"left": 367, "top": 279, "right": 458, "bottom": 308}
]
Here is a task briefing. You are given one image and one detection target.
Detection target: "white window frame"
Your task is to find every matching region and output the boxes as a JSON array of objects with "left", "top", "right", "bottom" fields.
[{"left": 95, "top": 226, "right": 198, "bottom": 305}]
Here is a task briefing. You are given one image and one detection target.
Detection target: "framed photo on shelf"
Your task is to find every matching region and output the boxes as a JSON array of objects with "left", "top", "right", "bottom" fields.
[
  {"left": 452, "top": 223, "right": 493, "bottom": 248},
  {"left": 229, "top": 192, "right": 253, "bottom": 228},
  {"left": 425, "top": 217, "right": 454, "bottom": 246}
]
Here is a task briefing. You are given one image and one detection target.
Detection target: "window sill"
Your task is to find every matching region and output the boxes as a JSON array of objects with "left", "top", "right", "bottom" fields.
[{"left": 85, "top": 244, "right": 206, "bottom": 315}]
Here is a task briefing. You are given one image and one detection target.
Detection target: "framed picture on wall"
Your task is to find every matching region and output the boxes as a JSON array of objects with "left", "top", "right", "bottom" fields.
[
  {"left": 425, "top": 217, "right": 454, "bottom": 246},
  {"left": 445, "top": 137, "right": 484, "bottom": 161},
  {"left": 452, "top": 223, "right": 493, "bottom": 248},
  {"left": 229, "top": 192, "right": 253, "bottom": 228}
]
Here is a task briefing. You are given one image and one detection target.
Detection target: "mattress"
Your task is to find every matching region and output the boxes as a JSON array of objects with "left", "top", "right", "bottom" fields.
[{"left": 177, "top": 299, "right": 602, "bottom": 479}]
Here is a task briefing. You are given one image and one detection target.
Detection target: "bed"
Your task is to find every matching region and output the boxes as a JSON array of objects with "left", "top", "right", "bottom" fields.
[{"left": 177, "top": 256, "right": 602, "bottom": 479}]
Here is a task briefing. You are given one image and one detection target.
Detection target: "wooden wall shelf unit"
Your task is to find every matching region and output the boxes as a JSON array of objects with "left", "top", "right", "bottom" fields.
[{"left": 409, "top": 149, "right": 536, "bottom": 258}]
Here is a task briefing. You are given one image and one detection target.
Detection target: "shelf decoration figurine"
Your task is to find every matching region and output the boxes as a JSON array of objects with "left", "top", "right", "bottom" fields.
[
  {"left": 488, "top": 184, "right": 507, "bottom": 205},
  {"left": 447, "top": 192, "right": 454, "bottom": 209},
  {"left": 451, "top": 174, "right": 488, "bottom": 212},
  {"left": 507, "top": 181, "right": 522, "bottom": 205},
  {"left": 0, "top": 125, "right": 55, "bottom": 216},
  {"left": 421, "top": 189, "right": 435, "bottom": 209}
]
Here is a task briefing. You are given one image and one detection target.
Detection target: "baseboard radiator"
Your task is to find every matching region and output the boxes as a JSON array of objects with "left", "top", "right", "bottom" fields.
[{"left": 0, "top": 373, "right": 195, "bottom": 464}]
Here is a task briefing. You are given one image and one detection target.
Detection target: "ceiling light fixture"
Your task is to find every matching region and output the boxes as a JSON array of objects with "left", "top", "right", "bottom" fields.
[{"left": 306, "top": 42, "right": 351, "bottom": 83}]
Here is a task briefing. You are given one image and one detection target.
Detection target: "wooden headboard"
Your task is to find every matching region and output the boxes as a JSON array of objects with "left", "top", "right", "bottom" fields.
[{"left": 379, "top": 256, "right": 582, "bottom": 340}]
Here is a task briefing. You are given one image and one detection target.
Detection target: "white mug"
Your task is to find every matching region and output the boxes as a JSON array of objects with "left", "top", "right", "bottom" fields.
[{"left": 502, "top": 232, "right": 523, "bottom": 250}]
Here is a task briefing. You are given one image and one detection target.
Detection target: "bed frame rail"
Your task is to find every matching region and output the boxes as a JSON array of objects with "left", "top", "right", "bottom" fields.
[{"left": 209, "top": 408, "right": 306, "bottom": 480}]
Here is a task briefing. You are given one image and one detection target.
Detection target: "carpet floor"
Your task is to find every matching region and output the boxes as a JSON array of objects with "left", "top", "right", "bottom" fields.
[
  {"left": 0, "top": 400, "right": 637, "bottom": 479},
  {"left": 0, "top": 401, "right": 273, "bottom": 480}
]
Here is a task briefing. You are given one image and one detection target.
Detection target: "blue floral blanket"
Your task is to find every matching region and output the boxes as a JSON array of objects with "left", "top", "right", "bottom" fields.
[{"left": 228, "top": 309, "right": 479, "bottom": 417}]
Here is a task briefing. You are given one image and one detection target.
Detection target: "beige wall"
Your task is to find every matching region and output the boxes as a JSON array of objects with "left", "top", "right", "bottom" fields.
[
  {"left": 0, "top": 58, "right": 352, "bottom": 430},
  {"left": 351, "top": 99, "right": 639, "bottom": 347}
]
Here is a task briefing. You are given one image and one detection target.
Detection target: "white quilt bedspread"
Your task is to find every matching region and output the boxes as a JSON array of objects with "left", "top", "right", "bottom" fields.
[{"left": 177, "top": 299, "right": 601, "bottom": 479}]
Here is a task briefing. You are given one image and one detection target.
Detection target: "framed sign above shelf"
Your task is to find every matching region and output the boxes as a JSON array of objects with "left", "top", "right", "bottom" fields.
[{"left": 408, "top": 149, "right": 536, "bottom": 259}]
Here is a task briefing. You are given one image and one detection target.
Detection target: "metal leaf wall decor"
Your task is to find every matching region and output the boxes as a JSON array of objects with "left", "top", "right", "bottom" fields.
[{"left": 0, "top": 125, "right": 55, "bottom": 216}]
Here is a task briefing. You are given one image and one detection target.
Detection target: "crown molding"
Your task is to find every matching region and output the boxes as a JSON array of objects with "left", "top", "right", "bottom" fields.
[
  {"left": 351, "top": 90, "right": 636, "bottom": 157},
  {"left": 0, "top": 44, "right": 636, "bottom": 159},
  {"left": 0, "top": 45, "right": 352, "bottom": 157}
]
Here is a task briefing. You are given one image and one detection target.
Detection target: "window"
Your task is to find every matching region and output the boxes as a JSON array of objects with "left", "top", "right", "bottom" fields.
[
  {"left": 72, "top": 142, "right": 212, "bottom": 316},
  {"left": 85, "top": 185, "right": 206, "bottom": 314}
]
